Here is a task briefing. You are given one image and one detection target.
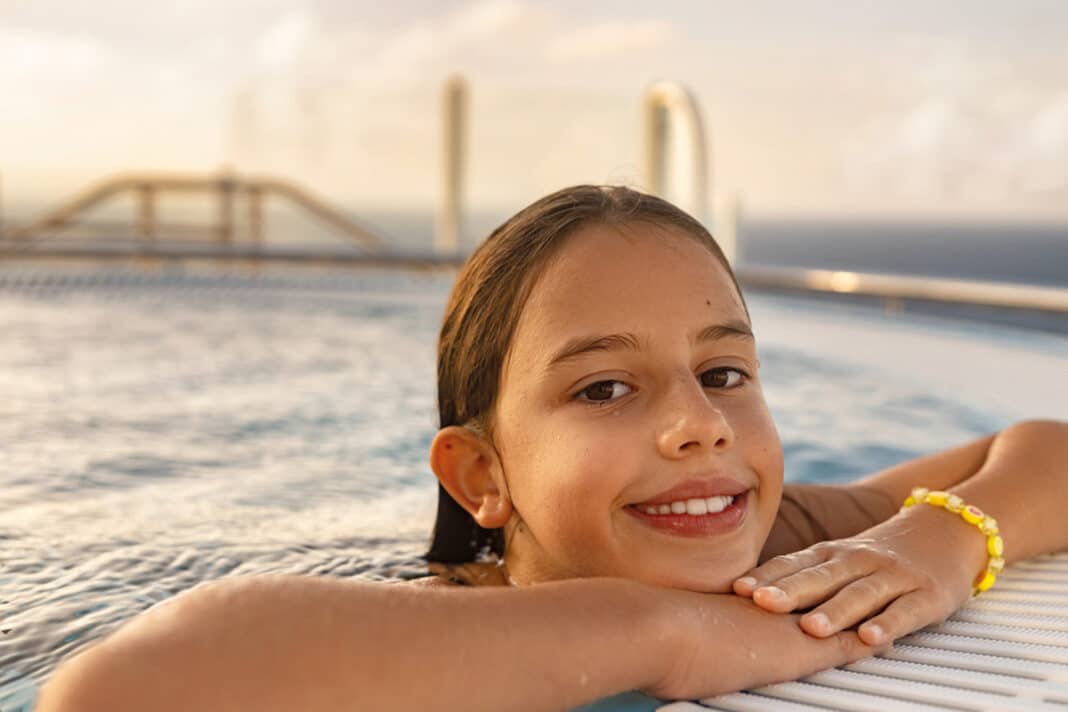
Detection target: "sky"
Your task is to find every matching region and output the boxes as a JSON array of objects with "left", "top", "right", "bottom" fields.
[{"left": 2, "top": 0, "right": 1068, "bottom": 221}]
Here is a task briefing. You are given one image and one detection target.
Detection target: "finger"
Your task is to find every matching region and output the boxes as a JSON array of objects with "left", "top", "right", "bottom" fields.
[
  {"left": 798, "top": 630, "right": 885, "bottom": 679},
  {"left": 799, "top": 572, "right": 910, "bottom": 638},
  {"left": 857, "top": 590, "right": 944, "bottom": 646},
  {"left": 752, "top": 557, "right": 872, "bottom": 614},
  {"left": 733, "top": 548, "right": 826, "bottom": 597}
]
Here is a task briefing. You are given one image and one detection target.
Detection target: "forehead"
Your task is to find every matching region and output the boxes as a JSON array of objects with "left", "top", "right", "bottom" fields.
[{"left": 510, "top": 222, "right": 748, "bottom": 361}]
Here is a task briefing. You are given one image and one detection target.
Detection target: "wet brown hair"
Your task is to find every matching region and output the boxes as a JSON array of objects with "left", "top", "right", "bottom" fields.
[{"left": 427, "top": 184, "right": 745, "bottom": 563}]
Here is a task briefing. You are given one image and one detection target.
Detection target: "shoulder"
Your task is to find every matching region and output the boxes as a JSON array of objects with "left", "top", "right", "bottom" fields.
[
  {"left": 761, "top": 483, "right": 897, "bottom": 562},
  {"left": 780, "top": 482, "right": 896, "bottom": 527}
]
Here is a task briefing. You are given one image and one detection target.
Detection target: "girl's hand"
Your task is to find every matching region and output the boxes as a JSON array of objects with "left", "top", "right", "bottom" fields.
[
  {"left": 644, "top": 591, "right": 884, "bottom": 701},
  {"left": 731, "top": 504, "right": 988, "bottom": 646}
]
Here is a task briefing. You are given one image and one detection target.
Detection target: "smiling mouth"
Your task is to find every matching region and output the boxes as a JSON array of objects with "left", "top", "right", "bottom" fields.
[
  {"left": 625, "top": 491, "right": 750, "bottom": 537},
  {"left": 635, "top": 495, "right": 735, "bottom": 516}
]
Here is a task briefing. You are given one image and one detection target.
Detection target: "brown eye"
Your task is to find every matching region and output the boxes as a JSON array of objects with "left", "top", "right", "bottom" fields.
[
  {"left": 578, "top": 380, "right": 631, "bottom": 402},
  {"left": 700, "top": 368, "right": 744, "bottom": 389}
]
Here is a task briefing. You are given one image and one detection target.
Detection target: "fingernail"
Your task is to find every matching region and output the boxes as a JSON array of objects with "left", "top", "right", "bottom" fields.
[
  {"left": 759, "top": 585, "right": 786, "bottom": 600},
  {"left": 807, "top": 612, "right": 830, "bottom": 633},
  {"left": 735, "top": 576, "right": 757, "bottom": 589},
  {"left": 863, "top": 624, "right": 885, "bottom": 644}
]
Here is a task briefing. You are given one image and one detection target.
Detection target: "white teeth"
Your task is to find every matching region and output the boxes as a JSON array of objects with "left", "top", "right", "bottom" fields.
[
  {"left": 637, "top": 495, "right": 736, "bottom": 516},
  {"left": 706, "top": 495, "right": 733, "bottom": 513}
]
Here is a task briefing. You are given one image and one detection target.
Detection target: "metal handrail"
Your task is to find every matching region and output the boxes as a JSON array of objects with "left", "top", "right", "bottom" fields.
[
  {"left": 641, "top": 81, "right": 709, "bottom": 221},
  {"left": 737, "top": 265, "right": 1068, "bottom": 314},
  {"left": 2, "top": 171, "right": 383, "bottom": 250},
  {"left": 641, "top": 81, "right": 744, "bottom": 266},
  {"left": 5, "top": 239, "right": 1066, "bottom": 315}
]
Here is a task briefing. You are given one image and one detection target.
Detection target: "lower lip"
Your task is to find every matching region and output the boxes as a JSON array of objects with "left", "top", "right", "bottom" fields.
[{"left": 625, "top": 491, "right": 750, "bottom": 538}]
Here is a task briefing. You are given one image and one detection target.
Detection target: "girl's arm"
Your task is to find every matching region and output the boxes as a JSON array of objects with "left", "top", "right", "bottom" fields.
[
  {"left": 36, "top": 574, "right": 879, "bottom": 711},
  {"left": 852, "top": 418, "right": 1068, "bottom": 563},
  {"left": 735, "top": 419, "right": 1068, "bottom": 644}
]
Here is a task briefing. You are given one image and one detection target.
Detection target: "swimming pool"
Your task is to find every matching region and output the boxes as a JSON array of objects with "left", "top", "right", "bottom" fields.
[{"left": 2, "top": 264, "right": 1066, "bottom": 710}]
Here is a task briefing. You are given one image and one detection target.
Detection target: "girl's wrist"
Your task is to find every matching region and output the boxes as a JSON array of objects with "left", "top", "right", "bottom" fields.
[
  {"left": 541, "top": 577, "right": 682, "bottom": 698},
  {"left": 898, "top": 495, "right": 991, "bottom": 595},
  {"left": 626, "top": 580, "right": 687, "bottom": 693}
]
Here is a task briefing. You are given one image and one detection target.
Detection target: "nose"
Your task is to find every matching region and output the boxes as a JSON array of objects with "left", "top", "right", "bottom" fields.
[{"left": 655, "top": 376, "right": 735, "bottom": 459}]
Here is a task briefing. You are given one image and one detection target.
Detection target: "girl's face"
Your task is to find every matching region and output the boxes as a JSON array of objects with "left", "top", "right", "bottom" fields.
[{"left": 493, "top": 223, "right": 784, "bottom": 592}]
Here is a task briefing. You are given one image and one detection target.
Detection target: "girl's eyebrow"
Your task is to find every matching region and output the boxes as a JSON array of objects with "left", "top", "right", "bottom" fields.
[
  {"left": 545, "top": 321, "right": 753, "bottom": 372},
  {"left": 547, "top": 333, "right": 641, "bottom": 371},
  {"left": 696, "top": 321, "right": 754, "bottom": 344}
]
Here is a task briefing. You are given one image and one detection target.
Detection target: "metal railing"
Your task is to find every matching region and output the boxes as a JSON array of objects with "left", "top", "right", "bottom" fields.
[
  {"left": 641, "top": 83, "right": 710, "bottom": 224},
  {"left": 736, "top": 265, "right": 1068, "bottom": 315},
  {"left": 2, "top": 78, "right": 1066, "bottom": 318},
  {"left": 1, "top": 171, "right": 383, "bottom": 250}
]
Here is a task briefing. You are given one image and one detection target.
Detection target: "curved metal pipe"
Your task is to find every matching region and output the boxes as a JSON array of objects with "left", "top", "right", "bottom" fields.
[
  {"left": 639, "top": 81, "right": 738, "bottom": 265},
  {"left": 641, "top": 85, "right": 708, "bottom": 214}
]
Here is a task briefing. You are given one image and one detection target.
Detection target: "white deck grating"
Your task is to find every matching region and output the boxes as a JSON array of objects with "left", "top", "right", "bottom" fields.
[{"left": 658, "top": 551, "right": 1068, "bottom": 711}]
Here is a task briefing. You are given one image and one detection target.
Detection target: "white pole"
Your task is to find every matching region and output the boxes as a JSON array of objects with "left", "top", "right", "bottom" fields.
[{"left": 436, "top": 75, "right": 467, "bottom": 255}]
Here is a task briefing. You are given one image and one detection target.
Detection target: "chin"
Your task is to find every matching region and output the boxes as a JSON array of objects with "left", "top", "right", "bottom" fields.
[
  {"left": 641, "top": 568, "right": 741, "bottom": 593},
  {"left": 649, "top": 552, "right": 760, "bottom": 593}
]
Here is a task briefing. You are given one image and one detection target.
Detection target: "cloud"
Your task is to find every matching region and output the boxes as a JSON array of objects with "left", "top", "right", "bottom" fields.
[
  {"left": 239, "top": 2, "right": 677, "bottom": 96},
  {"left": 257, "top": 8, "right": 317, "bottom": 71},
  {"left": 545, "top": 19, "right": 675, "bottom": 63},
  {"left": 0, "top": 27, "right": 121, "bottom": 122},
  {"left": 1006, "top": 94, "right": 1068, "bottom": 194},
  {"left": 363, "top": 0, "right": 539, "bottom": 80},
  {"left": 242, "top": 0, "right": 541, "bottom": 86},
  {"left": 447, "top": 0, "right": 531, "bottom": 41},
  {"left": 0, "top": 27, "right": 116, "bottom": 79},
  {"left": 839, "top": 38, "right": 1068, "bottom": 207}
]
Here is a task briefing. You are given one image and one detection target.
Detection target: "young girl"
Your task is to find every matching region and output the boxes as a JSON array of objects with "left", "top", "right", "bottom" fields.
[{"left": 38, "top": 186, "right": 1068, "bottom": 712}]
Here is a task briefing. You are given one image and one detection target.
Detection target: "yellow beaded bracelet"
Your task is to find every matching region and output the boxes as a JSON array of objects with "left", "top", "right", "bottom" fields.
[{"left": 900, "top": 487, "right": 1005, "bottom": 596}]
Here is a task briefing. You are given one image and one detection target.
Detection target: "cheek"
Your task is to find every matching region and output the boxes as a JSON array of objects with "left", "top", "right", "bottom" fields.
[
  {"left": 555, "top": 416, "right": 640, "bottom": 489},
  {"left": 517, "top": 422, "right": 627, "bottom": 499},
  {"left": 735, "top": 391, "right": 783, "bottom": 464},
  {"left": 501, "top": 415, "right": 632, "bottom": 525},
  {"left": 738, "top": 401, "right": 785, "bottom": 517},
  {"left": 750, "top": 412, "right": 784, "bottom": 477}
]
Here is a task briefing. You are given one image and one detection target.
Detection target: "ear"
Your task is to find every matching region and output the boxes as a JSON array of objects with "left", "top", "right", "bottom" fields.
[{"left": 429, "top": 426, "right": 512, "bottom": 529}]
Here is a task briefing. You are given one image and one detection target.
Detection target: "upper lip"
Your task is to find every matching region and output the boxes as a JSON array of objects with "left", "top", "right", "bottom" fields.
[{"left": 631, "top": 477, "right": 750, "bottom": 506}]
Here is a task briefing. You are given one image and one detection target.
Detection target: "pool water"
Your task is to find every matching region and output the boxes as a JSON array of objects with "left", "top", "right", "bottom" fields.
[{"left": 1, "top": 266, "right": 1065, "bottom": 710}]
